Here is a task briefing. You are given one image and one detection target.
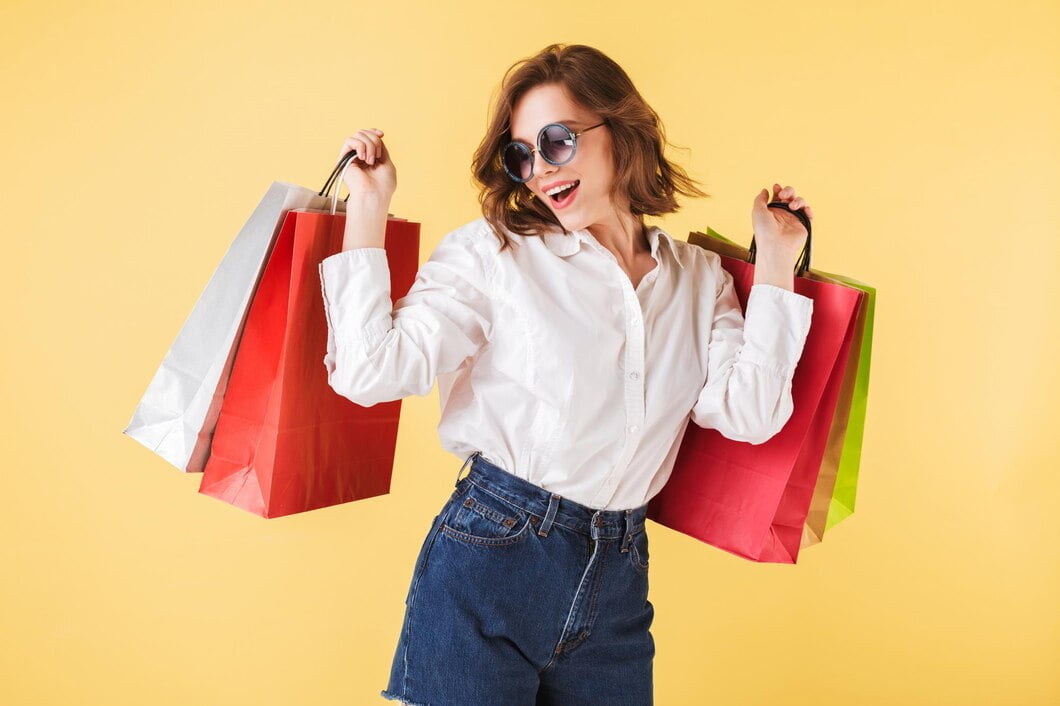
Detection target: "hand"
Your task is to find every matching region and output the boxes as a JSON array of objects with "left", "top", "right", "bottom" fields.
[
  {"left": 336, "top": 128, "right": 397, "bottom": 205},
  {"left": 751, "top": 183, "right": 813, "bottom": 260}
]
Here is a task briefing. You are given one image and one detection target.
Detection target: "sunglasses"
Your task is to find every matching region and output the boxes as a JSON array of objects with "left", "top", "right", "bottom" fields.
[{"left": 501, "top": 121, "right": 607, "bottom": 183}]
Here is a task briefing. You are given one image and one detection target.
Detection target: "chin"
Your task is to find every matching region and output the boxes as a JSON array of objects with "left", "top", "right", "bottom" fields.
[
  {"left": 557, "top": 216, "right": 588, "bottom": 233},
  {"left": 554, "top": 208, "right": 593, "bottom": 232}
]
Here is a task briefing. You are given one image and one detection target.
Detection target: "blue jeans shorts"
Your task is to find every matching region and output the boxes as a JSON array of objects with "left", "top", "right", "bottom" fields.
[{"left": 380, "top": 451, "right": 655, "bottom": 706}]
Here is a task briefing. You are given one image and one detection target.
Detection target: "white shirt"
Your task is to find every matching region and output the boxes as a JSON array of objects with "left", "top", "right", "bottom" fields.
[{"left": 318, "top": 216, "right": 814, "bottom": 511}]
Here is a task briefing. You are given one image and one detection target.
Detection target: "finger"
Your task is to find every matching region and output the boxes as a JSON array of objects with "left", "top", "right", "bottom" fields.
[
  {"left": 371, "top": 131, "right": 390, "bottom": 164},
  {"left": 344, "top": 138, "right": 363, "bottom": 164},
  {"left": 340, "top": 137, "right": 365, "bottom": 163},
  {"left": 753, "top": 188, "right": 770, "bottom": 212},
  {"left": 358, "top": 135, "right": 376, "bottom": 164},
  {"left": 355, "top": 132, "right": 376, "bottom": 164},
  {"left": 363, "top": 130, "right": 388, "bottom": 165},
  {"left": 358, "top": 130, "right": 382, "bottom": 164},
  {"left": 338, "top": 140, "right": 356, "bottom": 163},
  {"left": 348, "top": 136, "right": 369, "bottom": 164},
  {"left": 773, "top": 184, "right": 794, "bottom": 203}
]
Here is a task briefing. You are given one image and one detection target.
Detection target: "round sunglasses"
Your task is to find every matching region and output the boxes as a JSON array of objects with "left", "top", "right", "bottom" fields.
[{"left": 501, "top": 121, "right": 607, "bottom": 183}]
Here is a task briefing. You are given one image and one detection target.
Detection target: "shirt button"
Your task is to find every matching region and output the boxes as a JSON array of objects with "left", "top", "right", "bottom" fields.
[
  {"left": 629, "top": 371, "right": 640, "bottom": 381},
  {"left": 629, "top": 425, "right": 639, "bottom": 433}
]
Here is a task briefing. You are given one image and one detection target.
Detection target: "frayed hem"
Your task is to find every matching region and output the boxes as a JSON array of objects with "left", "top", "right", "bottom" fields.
[{"left": 380, "top": 688, "right": 429, "bottom": 706}]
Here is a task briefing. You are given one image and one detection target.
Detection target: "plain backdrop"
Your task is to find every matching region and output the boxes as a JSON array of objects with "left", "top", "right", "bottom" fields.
[{"left": 1, "top": 1, "right": 1057, "bottom": 704}]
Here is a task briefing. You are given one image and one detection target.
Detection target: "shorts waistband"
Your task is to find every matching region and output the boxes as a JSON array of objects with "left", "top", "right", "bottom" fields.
[{"left": 456, "top": 451, "right": 649, "bottom": 540}]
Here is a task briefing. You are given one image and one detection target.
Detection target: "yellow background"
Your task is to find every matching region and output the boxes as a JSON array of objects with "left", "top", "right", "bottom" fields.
[{"left": 2, "top": 0, "right": 1057, "bottom": 704}]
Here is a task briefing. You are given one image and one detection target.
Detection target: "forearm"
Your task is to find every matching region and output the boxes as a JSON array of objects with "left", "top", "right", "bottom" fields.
[
  {"left": 692, "top": 247, "right": 814, "bottom": 443},
  {"left": 341, "top": 197, "right": 390, "bottom": 251},
  {"left": 752, "top": 249, "right": 799, "bottom": 291}
]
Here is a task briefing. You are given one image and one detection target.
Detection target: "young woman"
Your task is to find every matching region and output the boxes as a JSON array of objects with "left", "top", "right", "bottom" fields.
[{"left": 319, "top": 43, "right": 814, "bottom": 706}]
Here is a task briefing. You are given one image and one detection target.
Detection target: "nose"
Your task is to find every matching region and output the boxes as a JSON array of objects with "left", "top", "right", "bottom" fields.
[{"left": 532, "top": 147, "right": 557, "bottom": 182}]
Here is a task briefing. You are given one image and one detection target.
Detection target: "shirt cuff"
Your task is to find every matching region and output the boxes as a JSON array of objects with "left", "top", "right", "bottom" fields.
[
  {"left": 318, "top": 247, "right": 394, "bottom": 347},
  {"left": 739, "top": 283, "right": 814, "bottom": 376}
]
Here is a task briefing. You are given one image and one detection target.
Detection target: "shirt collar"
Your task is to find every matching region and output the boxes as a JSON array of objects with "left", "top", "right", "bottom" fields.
[{"left": 542, "top": 225, "right": 685, "bottom": 269}]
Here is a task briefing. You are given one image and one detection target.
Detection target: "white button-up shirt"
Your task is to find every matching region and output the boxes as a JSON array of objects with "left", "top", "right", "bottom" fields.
[{"left": 318, "top": 216, "right": 813, "bottom": 510}]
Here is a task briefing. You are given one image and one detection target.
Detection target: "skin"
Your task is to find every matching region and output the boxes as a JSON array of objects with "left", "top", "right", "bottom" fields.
[
  {"left": 509, "top": 83, "right": 655, "bottom": 286},
  {"left": 336, "top": 84, "right": 813, "bottom": 289}
]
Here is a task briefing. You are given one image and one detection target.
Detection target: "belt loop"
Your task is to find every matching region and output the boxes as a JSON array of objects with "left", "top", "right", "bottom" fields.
[
  {"left": 539, "top": 493, "right": 560, "bottom": 537},
  {"left": 455, "top": 450, "right": 480, "bottom": 485},
  {"left": 590, "top": 510, "right": 603, "bottom": 540},
  {"left": 621, "top": 508, "right": 633, "bottom": 553}
]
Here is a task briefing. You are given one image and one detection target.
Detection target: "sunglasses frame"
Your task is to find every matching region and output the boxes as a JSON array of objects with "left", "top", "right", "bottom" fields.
[{"left": 501, "top": 120, "right": 607, "bottom": 183}]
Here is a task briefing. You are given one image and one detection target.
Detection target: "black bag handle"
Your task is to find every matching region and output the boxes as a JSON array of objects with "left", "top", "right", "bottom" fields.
[
  {"left": 318, "top": 149, "right": 360, "bottom": 200},
  {"left": 749, "top": 201, "right": 812, "bottom": 277}
]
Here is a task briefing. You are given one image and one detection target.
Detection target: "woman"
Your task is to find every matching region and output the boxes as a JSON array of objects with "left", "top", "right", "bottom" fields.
[{"left": 319, "top": 43, "right": 814, "bottom": 706}]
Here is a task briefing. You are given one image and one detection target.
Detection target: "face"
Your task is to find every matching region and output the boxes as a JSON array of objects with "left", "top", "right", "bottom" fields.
[{"left": 508, "top": 83, "right": 618, "bottom": 232}]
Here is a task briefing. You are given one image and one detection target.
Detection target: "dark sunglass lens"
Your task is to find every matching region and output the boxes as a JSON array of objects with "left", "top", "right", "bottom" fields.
[
  {"left": 541, "top": 125, "right": 575, "bottom": 164},
  {"left": 503, "top": 143, "right": 532, "bottom": 181}
]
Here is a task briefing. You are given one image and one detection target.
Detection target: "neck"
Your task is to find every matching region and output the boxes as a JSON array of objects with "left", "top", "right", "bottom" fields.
[{"left": 585, "top": 210, "right": 648, "bottom": 264}]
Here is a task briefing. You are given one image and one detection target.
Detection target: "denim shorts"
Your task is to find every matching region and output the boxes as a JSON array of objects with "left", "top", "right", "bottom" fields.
[{"left": 380, "top": 451, "right": 655, "bottom": 706}]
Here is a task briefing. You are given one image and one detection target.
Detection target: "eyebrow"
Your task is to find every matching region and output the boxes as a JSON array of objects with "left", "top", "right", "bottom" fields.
[{"left": 511, "top": 119, "right": 582, "bottom": 143}]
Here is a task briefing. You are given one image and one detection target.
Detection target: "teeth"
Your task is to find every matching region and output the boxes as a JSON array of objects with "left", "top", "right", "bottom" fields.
[{"left": 546, "top": 181, "right": 578, "bottom": 196}]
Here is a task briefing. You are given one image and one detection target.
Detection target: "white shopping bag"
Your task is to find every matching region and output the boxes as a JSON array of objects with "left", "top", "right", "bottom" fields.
[{"left": 123, "top": 174, "right": 351, "bottom": 473}]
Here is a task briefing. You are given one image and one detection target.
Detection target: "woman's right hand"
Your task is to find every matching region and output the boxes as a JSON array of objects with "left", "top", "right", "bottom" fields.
[{"left": 336, "top": 128, "right": 397, "bottom": 206}]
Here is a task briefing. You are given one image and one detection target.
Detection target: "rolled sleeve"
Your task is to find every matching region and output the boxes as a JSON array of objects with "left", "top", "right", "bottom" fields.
[
  {"left": 317, "top": 227, "right": 493, "bottom": 407},
  {"left": 690, "top": 253, "right": 813, "bottom": 445},
  {"left": 739, "top": 283, "right": 814, "bottom": 376},
  {"left": 319, "top": 247, "right": 394, "bottom": 348}
]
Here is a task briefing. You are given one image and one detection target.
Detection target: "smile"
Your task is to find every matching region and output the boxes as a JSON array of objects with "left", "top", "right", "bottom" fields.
[{"left": 547, "top": 180, "right": 580, "bottom": 209}]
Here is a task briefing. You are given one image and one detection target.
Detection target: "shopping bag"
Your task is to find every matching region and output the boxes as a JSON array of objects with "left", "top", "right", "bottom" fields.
[
  {"left": 802, "top": 269, "right": 874, "bottom": 542},
  {"left": 817, "top": 275, "right": 874, "bottom": 534},
  {"left": 197, "top": 171, "right": 420, "bottom": 518},
  {"left": 690, "top": 227, "right": 875, "bottom": 547},
  {"left": 647, "top": 210, "right": 864, "bottom": 563},
  {"left": 123, "top": 169, "right": 357, "bottom": 473},
  {"left": 800, "top": 291, "right": 864, "bottom": 547}
]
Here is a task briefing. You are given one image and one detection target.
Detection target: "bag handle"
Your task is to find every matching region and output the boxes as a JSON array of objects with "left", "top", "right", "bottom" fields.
[
  {"left": 749, "top": 201, "right": 812, "bottom": 277},
  {"left": 317, "top": 150, "right": 361, "bottom": 215},
  {"left": 319, "top": 150, "right": 400, "bottom": 218}
]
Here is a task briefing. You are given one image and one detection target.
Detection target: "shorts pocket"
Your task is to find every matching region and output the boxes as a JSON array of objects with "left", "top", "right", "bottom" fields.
[
  {"left": 629, "top": 526, "right": 650, "bottom": 575},
  {"left": 440, "top": 479, "right": 533, "bottom": 547}
]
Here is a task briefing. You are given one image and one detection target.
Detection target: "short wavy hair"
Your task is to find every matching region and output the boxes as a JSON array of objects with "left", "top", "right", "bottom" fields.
[{"left": 471, "top": 43, "right": 710, "bottom": 252}]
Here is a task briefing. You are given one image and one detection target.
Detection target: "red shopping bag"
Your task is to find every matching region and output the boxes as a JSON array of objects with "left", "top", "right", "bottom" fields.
[
  {"left": 647, "top": 220, "right": 863, "bottom": 563},
  {"left": 198, "top": 207, "right": 420, "bottom": 518}
]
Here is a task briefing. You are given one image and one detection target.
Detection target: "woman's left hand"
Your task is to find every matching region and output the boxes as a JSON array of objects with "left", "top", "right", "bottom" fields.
[{"left": 751, "top": 183, "right": 813, "bottom": 260}]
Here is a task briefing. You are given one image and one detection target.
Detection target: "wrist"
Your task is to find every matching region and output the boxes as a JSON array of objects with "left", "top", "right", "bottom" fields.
[
  {"left": 345, "top": 195, "right": 391, "bottom": 217},
  {"left": 752, "top": 252, "right": 798, "bottom": 291},
  {"left": 341, "top": 202, "right": 390, "bottom": 251}
]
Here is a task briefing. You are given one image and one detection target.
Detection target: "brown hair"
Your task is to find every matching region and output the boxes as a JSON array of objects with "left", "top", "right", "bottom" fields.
[{"left": 471, "top": 43, "right": 711, "bottom": 253}]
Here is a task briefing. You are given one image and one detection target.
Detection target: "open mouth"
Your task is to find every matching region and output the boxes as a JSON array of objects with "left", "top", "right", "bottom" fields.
[{"left": 548, "top": 180, "right": 580, "bottom": 209}]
